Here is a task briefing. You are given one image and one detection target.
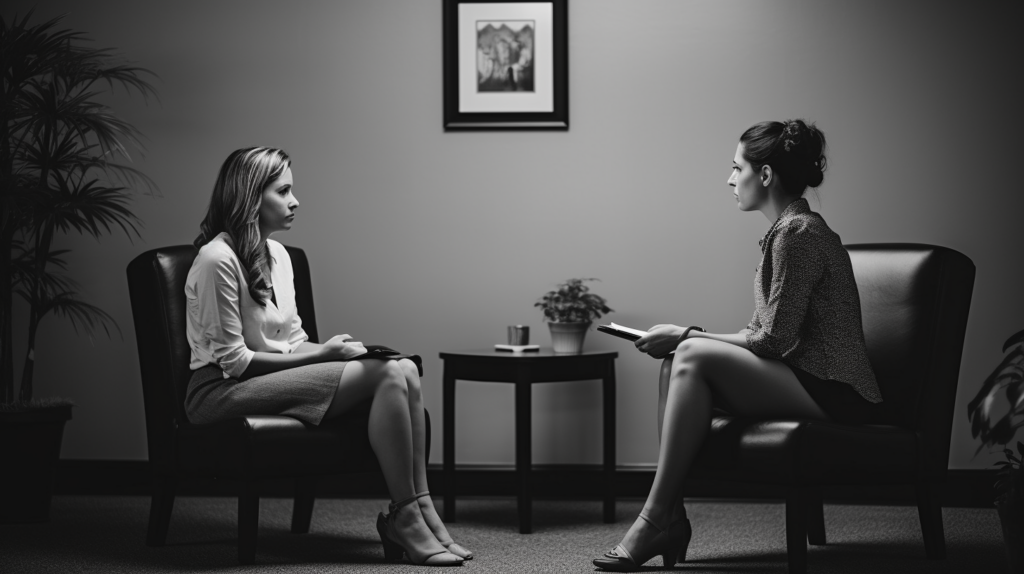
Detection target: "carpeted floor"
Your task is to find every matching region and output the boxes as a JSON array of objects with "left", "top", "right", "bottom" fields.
[{"left": 0, "top": 495, "right": 1007, "bottom": 573}]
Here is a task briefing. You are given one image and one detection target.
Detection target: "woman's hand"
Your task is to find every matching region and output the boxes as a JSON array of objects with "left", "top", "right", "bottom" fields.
[
  {"left": 635, "top": 324, "right": 685, "bottom": 359},
  {"left": 320, "top": 334, "right": 368, "bottom": 361}
]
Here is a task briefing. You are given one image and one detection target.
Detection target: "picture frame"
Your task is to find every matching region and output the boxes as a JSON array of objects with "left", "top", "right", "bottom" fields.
[{"left": 443, "top": 0, "right": 569, "bottom": 131}]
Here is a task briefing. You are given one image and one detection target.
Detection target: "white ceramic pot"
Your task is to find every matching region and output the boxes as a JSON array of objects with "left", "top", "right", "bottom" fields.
[{"left": 548, "top": 321, "right": 590, "bottom": 354}]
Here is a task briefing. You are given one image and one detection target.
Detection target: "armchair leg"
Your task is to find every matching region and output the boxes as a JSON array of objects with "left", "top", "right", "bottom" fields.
[
  {"left": 806, "top": 487, "right": 826, "bottom": 546},
  {"left": 916, "top": 482, "right": 946, "bottom": 559},
  {"left": 291, "top": 477, "right": 316, "bottom": 534},
  {"left": 146, "top": 475, "right": 176, "bottom": 547},
  {"left": 238, "top": 482, "right": 260, "bottom": 565},
  {"left": 785, "top": 488, "right": 809, "bottom": 574}
]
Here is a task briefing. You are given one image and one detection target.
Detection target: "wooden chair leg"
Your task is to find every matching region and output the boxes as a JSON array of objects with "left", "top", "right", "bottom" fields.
[
  {"left": 291, "top": 477, "right": 316, "bottom": 534},
  {"left": 146, "top": 475, "right": 176, "bottom": 547},
  {"left": 238, "top": 482, "right": 260, "bottom": 565},
  {"left": 785, "top": 488, "right": 809, "bottom": 574},
  {"left": 806, "top": 487, "right": 826, "bottom": 546},
  {"left": 916, "top": 482, "right": 946, "bottom": 559}
]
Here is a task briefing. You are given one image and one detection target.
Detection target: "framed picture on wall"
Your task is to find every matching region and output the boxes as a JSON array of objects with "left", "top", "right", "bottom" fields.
[{"left": 443, "top": 0, "right": 568, "bottom": 131}]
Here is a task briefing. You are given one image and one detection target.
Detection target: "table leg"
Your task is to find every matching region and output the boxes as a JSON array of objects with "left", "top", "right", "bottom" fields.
[
  {"left": 603, "top": 359, "right": 616, "bottom": 523},
  {"left": 443, "top": 366, "right": 456, "bottom": 522},
  {"left": 515, "top": 365, "right": 532, "bottom": 534}
]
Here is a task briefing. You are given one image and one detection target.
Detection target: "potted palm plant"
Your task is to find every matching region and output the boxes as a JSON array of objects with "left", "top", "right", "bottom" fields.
[
  {"left": 535, "top": 278, "right": 612, "bottom": 354},
  {"left": 0, "top": 12, "right": 156, "bottom": 523},
  {"left": 967, "top": 328, "right": 1024, "bottom": 572}
]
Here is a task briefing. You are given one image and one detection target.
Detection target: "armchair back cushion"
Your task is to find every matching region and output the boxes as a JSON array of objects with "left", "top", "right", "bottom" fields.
[{"left": 847, "top": 243, "right": 974, "bottom": 478}]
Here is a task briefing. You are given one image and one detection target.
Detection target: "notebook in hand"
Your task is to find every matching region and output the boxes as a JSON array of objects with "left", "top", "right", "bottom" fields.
[
  {"left": 596, "top": 322, "right": 648, "bottom": 342},
  {"left": 348, "top": 345, "right": 424, "bottom": 376}
]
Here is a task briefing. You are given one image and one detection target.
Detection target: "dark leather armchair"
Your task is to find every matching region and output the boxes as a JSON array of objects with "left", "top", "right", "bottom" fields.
[
  {"left": 127, "top": 245, "right": 428, "bottom": 564},
  {"left": 692, "top": 243, "right": 975, "bottom": 574}
]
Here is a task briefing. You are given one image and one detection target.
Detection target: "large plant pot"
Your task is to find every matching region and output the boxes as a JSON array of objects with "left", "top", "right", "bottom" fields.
[
  {"left": 998, "top": 500, "right": 1024, "bottom": 573},
  {"left": 548, "top": 321, "right": 590, "bottom": 354},
  {"left": 0, "top": 405, "right": 73, "bottom": 524}
]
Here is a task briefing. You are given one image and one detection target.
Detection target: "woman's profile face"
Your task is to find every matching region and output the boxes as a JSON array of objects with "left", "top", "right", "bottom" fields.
[
  {"left": 728, "top": 142, "right": 763, "bottom": 212},
  {"left": 258, "top": 165, "right": 297, "bottom": 236}
]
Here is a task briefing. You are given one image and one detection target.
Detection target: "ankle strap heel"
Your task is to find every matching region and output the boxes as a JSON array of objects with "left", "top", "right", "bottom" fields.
[
  {"left": 388, "top": 491, "right": 431, "bottom": 516},
  {"left": 378, "top": 491, "right": 462, "bottom": 566},
  {"left": 593, "top": 512, "right": 676, "bottom": 571}
]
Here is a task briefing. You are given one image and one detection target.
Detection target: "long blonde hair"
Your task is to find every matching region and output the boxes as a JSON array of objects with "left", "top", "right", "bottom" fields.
[{"left": 195, "top": 147, "right": 291, "bottom": 307}]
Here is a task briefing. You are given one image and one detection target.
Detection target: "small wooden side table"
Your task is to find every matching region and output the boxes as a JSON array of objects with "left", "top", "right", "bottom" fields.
[{"left": 440, "top": 349, "right": 618, "bottom": 534}]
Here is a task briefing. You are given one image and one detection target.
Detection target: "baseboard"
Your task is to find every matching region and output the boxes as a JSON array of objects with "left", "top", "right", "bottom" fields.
[{"left": 53, "top": 460, "right": 997, "bottom": 507}]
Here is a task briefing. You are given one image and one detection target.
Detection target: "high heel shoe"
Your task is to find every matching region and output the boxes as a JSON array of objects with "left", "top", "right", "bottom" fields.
[
  {"left": 602, "top": 517, "right": 691, "bottom": 565},
  {"left": 376, "top": 493, "right": 463, "bottom": 566},
  {"left": 664, "top": 518, "right": 692, "bottom": 566},
  {"left": 414, "top": 490, "right": 474, "bottom": 560},
  {"left": 593, "top": 513, "right": 685, "bottom": 572}
]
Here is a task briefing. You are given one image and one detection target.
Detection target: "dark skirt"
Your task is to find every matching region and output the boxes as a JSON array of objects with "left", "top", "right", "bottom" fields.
[
  {"left": 185, "top": 361, "right": 347, "bottom": 426},
  {"left": 788, "top": 365, "right": 878, "bottom": 425}
]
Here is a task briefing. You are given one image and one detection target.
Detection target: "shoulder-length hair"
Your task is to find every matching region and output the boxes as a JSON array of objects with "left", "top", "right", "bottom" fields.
[{"left": 194, "top": 147, "right": 291, "bottom": 307}]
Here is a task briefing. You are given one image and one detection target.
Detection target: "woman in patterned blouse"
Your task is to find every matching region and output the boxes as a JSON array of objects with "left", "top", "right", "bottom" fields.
[{"left": 595, "top": 120, "right": 883, "bottom": 572}]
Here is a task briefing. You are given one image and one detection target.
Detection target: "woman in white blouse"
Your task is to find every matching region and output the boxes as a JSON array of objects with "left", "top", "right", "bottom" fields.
[{"left": 184, "top": 147, "right": 468, "bottom": 567}]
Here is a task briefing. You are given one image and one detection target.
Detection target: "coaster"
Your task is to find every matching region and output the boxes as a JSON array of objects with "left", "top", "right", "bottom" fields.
[{"left": 495, "top": 344, "right": 540, "bottom": 352}]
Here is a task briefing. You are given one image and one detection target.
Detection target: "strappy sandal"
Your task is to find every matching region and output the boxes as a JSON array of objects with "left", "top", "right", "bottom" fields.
[
  {"left": 376, "top": 492, "right": 463, "bottom": 566},
  {"left": 413, "top": 491, "right": 475, "bottom": 560},
  {"left": 593, "top": 513, "right": 685, "bottom": 571},
  {"left": 602, "top": 517, "right": 691, "bottom": 565}
]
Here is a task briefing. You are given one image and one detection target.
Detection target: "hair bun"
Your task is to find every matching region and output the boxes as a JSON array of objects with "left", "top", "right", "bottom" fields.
[
  {"left": 740, "top": 119, "right": 828, "bottom": 195},
  {"left": 779, "top": 120, "right": 804, "bottom": 153},
  {"left": 780, "top": 119, "right": 826, "bottom": 188}
]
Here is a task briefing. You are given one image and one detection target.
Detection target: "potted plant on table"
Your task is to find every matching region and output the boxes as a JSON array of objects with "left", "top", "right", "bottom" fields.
[
  {"left": 967, "top": 328, "right": 1024, "bottom": 573},
  {"left": 535, "top": 278, "right": 613, "bottom": 354},
  {"left": 0, "top": 12, "right": 155, "bottom": 523}
]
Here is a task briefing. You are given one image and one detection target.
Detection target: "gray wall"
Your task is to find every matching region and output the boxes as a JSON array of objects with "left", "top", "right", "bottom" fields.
[{"left": 6, "top": 0, "right": 1022, "bottom": 470}]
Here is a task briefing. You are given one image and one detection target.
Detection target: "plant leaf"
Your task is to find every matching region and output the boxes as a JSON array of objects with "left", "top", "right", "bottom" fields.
[
  {"left": 39, "top": 292, "right": 122, "bottom": 340},
  {"left": 967, "top": 345, "right": 1024, "bottom": 450},
  {"left": 1004, "top": 329, "right": 1024, "bottom": 354}
]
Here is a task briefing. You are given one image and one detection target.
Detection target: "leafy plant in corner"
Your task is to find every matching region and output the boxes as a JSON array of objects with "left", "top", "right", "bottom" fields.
[
  {"left": 967, "top": 329, "right": 1024, "bottom": 528},
  {"left": 995, "top": 443, "right": 1024, "bottom": 520},
  {"left": 535, "top": 278, "right": 613, "bottom": 323},
  {"left": 1, "top": 11, "right": 157, "bottom": 407}
]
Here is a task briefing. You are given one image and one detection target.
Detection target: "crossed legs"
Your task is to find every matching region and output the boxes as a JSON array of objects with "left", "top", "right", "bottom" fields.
[{"left": 616, "top": 338, "right": 828, "bottom": 557}]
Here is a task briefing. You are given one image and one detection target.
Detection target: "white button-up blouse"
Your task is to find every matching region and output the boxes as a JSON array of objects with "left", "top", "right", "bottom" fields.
[{"left": 185, "top": 232, "right": 308, "bottom": 378}]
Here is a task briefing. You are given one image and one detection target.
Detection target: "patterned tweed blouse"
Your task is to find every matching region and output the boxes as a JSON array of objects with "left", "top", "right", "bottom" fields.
[{"left": 745, "top": 198, "right": 882, "bottom": 404}]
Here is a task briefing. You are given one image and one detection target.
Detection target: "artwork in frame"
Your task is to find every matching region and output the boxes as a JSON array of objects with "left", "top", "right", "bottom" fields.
[{"left": 443, "top": 0, "right": 568, "bottom": 131}]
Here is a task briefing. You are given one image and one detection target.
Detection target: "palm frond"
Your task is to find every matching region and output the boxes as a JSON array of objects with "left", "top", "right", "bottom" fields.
[
  {"left": 38, "top": 176, "right": 142, "bottom": 240},
  {"left": 39, "top": 292, "right": 121, "bottom": 340},
  {"left": 11, "top": 246, "right": 77, "bottom": 298},
  {"left": 15, "top": 138, "right": 157, "bottom": 196},
  {"left": 84, "top": 60, "right": 159, "bottom": 102}
]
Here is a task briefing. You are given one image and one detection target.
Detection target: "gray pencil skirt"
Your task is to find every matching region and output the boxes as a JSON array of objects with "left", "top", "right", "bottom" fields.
[{"left": 185, "top": 361, "right": 347, "bottom": 426}]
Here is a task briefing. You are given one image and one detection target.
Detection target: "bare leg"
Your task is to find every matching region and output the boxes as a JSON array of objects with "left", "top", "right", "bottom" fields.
[
  {"left": 395, "top": 359, "right": 472, "bottom": 557},
  {"left": 657, "top": 357, "right": 673, "bottom": 443},
  {"left": 323, "top": 360, "right": 453, "bottom": 561},
  {"left": 617, "top": 339, "right": 827, "bottom": 557},
  {"left": 657, "top": 357, "right": 689, "bottom": 524},
  {"left": 391, "top": 360, "right": 431, "bottom": 498}
]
